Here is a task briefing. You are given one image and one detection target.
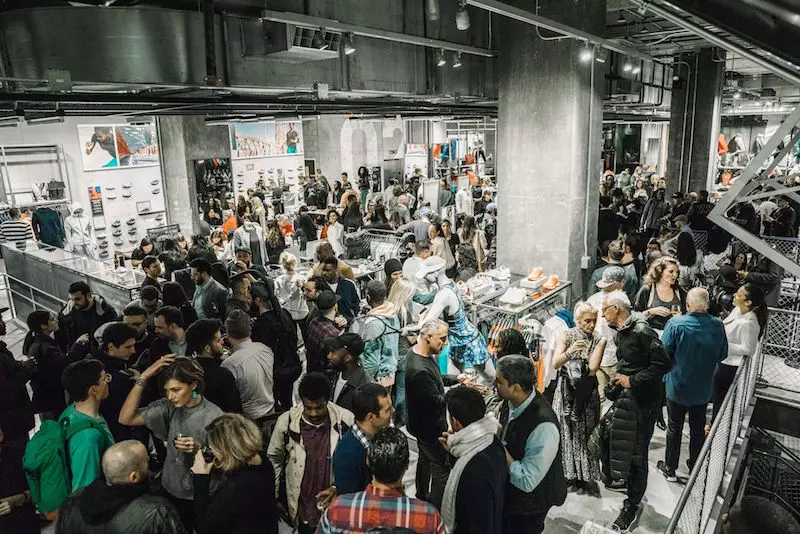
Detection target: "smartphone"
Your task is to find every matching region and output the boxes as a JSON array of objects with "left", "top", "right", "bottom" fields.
[{"left": 202, "top": 445, "right": 215, "bottom": 464}]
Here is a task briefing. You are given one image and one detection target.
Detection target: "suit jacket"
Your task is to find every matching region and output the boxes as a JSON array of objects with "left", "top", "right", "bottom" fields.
[{"left": 194, "top": 278, "right": 229, "bottom": 320}]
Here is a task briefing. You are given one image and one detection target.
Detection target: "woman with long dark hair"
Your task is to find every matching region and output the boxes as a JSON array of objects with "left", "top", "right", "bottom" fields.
[
  {"left": 634, "top": 256, "right": 686, "bottom": 331},
  {"left": 341, "top": 196, "right": 364, "bottom": 232},
  {"left": 265, "top": 219, "right": 287, "bottom": 265},
  {"left": 131, "top": 237, "right": 157, "bottom": 268},
  {"left": 713, "top": 283, "right": 767, "bottom": 418},
  {"left": 458, "top": 215, "right": 488, "bottom": 272},
  {"left": 162, "top": 281, "right": 199, "bottom": 327},
  {"left": 22, "top": 311, "right": 66, "bottom": 420}
]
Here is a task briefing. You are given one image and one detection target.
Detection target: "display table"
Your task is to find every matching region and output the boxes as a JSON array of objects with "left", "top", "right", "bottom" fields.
[{"left": 2, "top": 241, "right": 147, "bottom": 318}]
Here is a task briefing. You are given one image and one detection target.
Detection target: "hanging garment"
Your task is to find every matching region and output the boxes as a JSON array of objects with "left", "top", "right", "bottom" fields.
[
  {"left": 718, "top": 134, "right": 729, "bottom": 156},
  {"left": 64, "top": 202, "right": 95, "bottom": 251},
  {"left": 32, "top": 207, "right": 66, "bottom": 248}
]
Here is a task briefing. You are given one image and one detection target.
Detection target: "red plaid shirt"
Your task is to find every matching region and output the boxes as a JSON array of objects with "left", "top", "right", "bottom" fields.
[{"left": 316, "top": 484, "right": 445, "bottom": 534}]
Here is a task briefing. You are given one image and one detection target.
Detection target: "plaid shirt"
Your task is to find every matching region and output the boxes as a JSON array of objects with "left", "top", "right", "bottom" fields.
[
  {"left": 317, "top": 484, "right": 445, "bottom": 534},
  {"left": 306, "top": 315, "right": 341, "bottom": 372},
  {"left": 350, "top": 424, "right": 370, "bottom": 450}
]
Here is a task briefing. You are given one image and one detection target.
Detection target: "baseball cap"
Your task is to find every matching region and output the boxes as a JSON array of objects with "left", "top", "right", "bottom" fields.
[
  {"left": 250, "top": 281, "right": 270, "bottom": 301},
  {"left": 235, "top": 244, "right": 252, "bottom": 254},
  {"left": 317, "top": 290, "right": 340, "bottom": 311},
  {"left": 324, "top": 333, "right": 365, "bottom": 357},
  {"left": 596, "top": 266, "right": 626, "bottom": 288},
  {"left": 485, "top": 202, "right": 497, "bottom": 213}
]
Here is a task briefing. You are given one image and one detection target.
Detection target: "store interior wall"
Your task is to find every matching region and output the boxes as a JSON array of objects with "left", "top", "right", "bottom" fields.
[{"left": 0, "top": 117, "right": 166, "bottom": 237}]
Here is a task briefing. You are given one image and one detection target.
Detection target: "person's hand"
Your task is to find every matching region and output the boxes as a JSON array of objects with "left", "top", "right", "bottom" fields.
[
  {"left": 142, "top": 356, "right": 175, "bottom": 380},
  {"left": 124, "top": 368, "right": 141, "bottom": 381},
  {"left": 174, "top": 436, "right": 197, "bottom": 454},
  {"left": 438, "top": 431, "right": 453, "bottom": 452},
  {"left": 737, "top": 270, "right": 749, "bottom": 280},
  {"left": 85, "top": 141, "right": 94, "bottom": 155},
  {"left": 191, "top": 449, "right": 213, "bottom": 475},
  {"left": 315, "top": 486, "right": 337, "bottom": 510},
  {"left": 648, "top": 306, "right": 671, "bottom": 318},
  {"left": 456, "top": 373, "right": 477, "bottom": 386},
  {"left": 566, "top": 340, "right": 589, "bottom": 356},
  {"left": 334, "top": 315, "right": 347, "bottom": 328},
  {"left": 616, "top": 374, "right": 631, "bottom": 389},
  {"left": 276, "top": 502, "right": 291, "bottom": 523},
  {"left": 0, "top": 499, "right": 11, "bottom": 517},
  {"left": 76, "top": 333, "right": 90, "bottom": 344}
]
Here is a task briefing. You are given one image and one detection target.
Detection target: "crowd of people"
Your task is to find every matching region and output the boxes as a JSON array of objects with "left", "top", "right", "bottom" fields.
[{"left": 0, "top": 165, "right": 796, "bottom": 534}]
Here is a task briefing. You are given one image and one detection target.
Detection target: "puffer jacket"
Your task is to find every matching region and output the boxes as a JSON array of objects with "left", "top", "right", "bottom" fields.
[
  {"left": 608, "top": 390, "right": 643, "bottom": 482},
  {"left": 266, "top": 402, "right": 354, "bottom": 526},
  {"left": 613, "top": 312, "right": 671, "bottom": 408},
  {"left": 56, "top": 478, "right": 187, "bottom": 534}
]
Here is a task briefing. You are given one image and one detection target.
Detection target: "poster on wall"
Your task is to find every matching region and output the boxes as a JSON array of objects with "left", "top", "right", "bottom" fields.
[
  {"left": 230, "top": 121, "right": 304, "bottom": 159},
  {"left": 88, "top": 186, "right": 106, "bottom": 230},
  {"left": 78, "top": 124, "right": 159, "bottom": 171}
]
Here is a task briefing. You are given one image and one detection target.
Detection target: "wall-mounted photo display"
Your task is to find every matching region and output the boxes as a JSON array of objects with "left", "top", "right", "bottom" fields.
[
  {"left": 230, "top": 121, "right": 304, "bottom": 159},
  {"left": 78, "top": 123, "right": 159, "bottom": 171}
]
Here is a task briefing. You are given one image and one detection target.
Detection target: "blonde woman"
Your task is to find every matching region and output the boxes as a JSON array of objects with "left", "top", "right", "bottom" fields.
[
  {"left": 274, "top": 252, "right": 309, "bottom": 322},
  {"left": 250, "top": 195, "right": 267, "bottom": 234},
  {"left": 552, "top": 302, "right": 605, "bottom": 496},
  {"left": 191, "top": 414, "right": 277, "bottom": 534},
  {"left": 388, "top": 278, "right": 419, "bottom": 426}
]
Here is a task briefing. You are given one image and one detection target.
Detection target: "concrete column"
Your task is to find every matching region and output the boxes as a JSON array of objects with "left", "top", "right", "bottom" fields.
[
  {"left": 158, "top": 116, "right": 231, "bottom": 236},
  {"left": 495, "top": 0, "right": 604, "bottom": 293},
  {"left": 667, "top": 48, "right": 726, "bottom": 195}
]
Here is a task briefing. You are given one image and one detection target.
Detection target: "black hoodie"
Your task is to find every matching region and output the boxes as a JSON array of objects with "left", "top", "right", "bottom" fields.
[{"left": 56, "top": 478, "right": 186, "bottom": 534}]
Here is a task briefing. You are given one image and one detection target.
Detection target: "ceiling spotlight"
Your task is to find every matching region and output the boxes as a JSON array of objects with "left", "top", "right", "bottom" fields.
[
  {"left": 452, "top": 51, "right": 463, "bottom": 68},
  {"left": 579, "top": 45, "right": 593, "bottom": 63},
  {"left": 617, "top": 13, "right": 625, "bottom": 24},
  {"left": 733, "top": 91, "right": 742, "bottom": 99},
  {"left": 456, "top": 0, "right": 470, "bottom": 31},
  {"left": 595, "top": 48, "right": 608, "bottom": 64},
  {"left": 313, "top": 29, "right": 329, "bottom": 50},
  {"left": 623, "top": 60, "right": 633, "bottom": 72},
  {"left": 437, "top": 49, "right": 447, "bottom": 67},
  {"left": 343, "top": 33, "right": 356, "bottom": 55},
  {"left": 673, "top": 75, "right": 680, "bottom": 81},
  {"left": 632, "top": 64, "right": 641, "bottom": 75}
]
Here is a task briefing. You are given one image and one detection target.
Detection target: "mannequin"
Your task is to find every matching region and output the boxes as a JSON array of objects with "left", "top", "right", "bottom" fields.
[
  {"left": 417, "top": 256, "right": 494, "bottom": 383},
  {"left": 454, "top": 183, "right": 473, "bottom": 218},
  {"left": 64, "top": 202, "right": 95, "bottom": 258}
]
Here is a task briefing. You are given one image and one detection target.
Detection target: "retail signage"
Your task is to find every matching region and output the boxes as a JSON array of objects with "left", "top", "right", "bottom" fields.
[
  {"left": 405, "top": 144, "right": 428, "bottom": 157},
  {"left": 78, "top": 123, "right": 159, "bottom": 171},
  {"left": 88, "top": 186, "right": 105, "bottom": 216},
  {"left": 230, "top": 121, "right": 304, "bottom": 159}
]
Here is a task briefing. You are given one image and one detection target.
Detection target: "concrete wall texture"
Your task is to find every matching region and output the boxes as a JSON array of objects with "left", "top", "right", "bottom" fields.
[{"left": 495, "top": 0, "right": 605, "bottom": 293}]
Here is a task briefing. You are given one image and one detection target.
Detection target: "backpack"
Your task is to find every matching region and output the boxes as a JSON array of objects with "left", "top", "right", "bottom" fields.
[{"left": 22, "top": 417, "right": 104, "bottom": 514}]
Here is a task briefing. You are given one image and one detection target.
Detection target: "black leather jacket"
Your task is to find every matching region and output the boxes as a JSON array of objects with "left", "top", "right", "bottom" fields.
[{"left": 56, "top": 480, "right": 187, "bottom": 534}]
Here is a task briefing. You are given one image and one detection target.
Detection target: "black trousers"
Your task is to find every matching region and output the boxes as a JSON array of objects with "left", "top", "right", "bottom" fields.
[
  {"left": 665, "top": 399, "right": 706, "bottom": 471},
  {"left": 503, "top": 511, "right": 548, "bottom": 534},
  {"left": 415, "top": 438, "right": 451, "bottom": 509},
  {"left": 625, "top": 407, "right": 657, "bottom": 508},
  {"left": 712, "top": 363, "right": 738, "bottom": 420},
  {"left": 167, "top": 494, "right": 195, "bottom": 532}
]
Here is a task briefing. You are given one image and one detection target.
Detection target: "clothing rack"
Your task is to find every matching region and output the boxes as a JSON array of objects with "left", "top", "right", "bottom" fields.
[{"left": 345, "top": 228, "right": 414, "bottom": 262}]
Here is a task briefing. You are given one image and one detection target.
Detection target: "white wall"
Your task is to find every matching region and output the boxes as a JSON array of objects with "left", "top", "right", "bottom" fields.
[{"left": 0, "top": 116, "right": 166, "bottom": 239}]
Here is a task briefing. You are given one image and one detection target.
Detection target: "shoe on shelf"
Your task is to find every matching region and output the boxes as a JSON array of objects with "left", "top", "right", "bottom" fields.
[
  {"left": 122, "top": 192, "right": 132, "bottom": 198},
  {"left": 613, "top": 503, "right": 638, "bottom": 532},
  {"left": 122, "top": 183, "right": 133, "bottom": 189},
  {"left": 112, "top": 229, "right": 122, "bottom": 237},
  {"left": 114, "top": 239, "right": 123, "bottom": 247},
  {"left": 150, "top": 179, "right": 159, "bottom": 186},
  {"left": 112, "top": 220, "right": 121, "bottom": 227},
  {"left": 657, "top": 460, "right": 678, "bottom": 483}
]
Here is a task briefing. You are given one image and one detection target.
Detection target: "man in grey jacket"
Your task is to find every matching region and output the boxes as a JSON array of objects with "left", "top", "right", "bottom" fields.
[{"left": 190, "top": 258, "right": 228, "bottom": 320}]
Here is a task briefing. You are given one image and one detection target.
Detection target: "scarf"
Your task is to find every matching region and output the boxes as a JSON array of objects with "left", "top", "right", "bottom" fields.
[{"left": 441, "top": 413, "right": 499, "bottom": 532}]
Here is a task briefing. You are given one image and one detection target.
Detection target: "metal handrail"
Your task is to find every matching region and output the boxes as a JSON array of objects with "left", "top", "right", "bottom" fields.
[
  {"left": 665, "top": 343, "right": 762, "bottom": 533},
  {"left": 0, "top": 272, "right": 67, "bottom": 318}
]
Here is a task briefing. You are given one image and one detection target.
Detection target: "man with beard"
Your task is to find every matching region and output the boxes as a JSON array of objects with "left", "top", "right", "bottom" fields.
[
  {"left": 225, "top": 270, "right": 253, "bottom": 319},
  {"left": 57, "top": 281, "right": 118, "bottom": 353},
  {"left": 185, "top": 318, "right": 242, "bottom": 414},
  {"left": 326, "top": 333, "right": 372, "bottom": 413},
  {"left": 122, "top": 304, "right": 155, "bottom": 364}
]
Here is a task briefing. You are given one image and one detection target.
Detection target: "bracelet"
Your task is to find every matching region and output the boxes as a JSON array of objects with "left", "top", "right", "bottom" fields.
[{"left": 135, "top": 377, "right": 147, "bottom": 387}]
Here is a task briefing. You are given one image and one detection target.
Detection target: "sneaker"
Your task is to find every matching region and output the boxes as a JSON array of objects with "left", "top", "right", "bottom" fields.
[
  {"left": 152, "top": 188, "right": 160, "bottom": 195},
  {"left": 112, "top": 220, "right": 121, "bottom": 227},
  {"left": 128, "top": 227, "right": 137, "bottom": 235},
  {"left": 613, "top": 503, "right": 638, "bottom": 531},
  {"left": 114, "top": 239, "right": 123, "bottom": 247},
  {"left": 155, "top": 214, "right": 164, "bottom": 221},
  {"left": 107, "top": 194, "right": 117, "bottom": 199},
  {"left": 122, "top": 191, "right": 132, "bottom": 198},
  {"left": 657, "top": 461, "right": 678, "bottom": 482},
  {"left": 604, "top": 479, "right": 627, "bottom": 492},
  {"left": 150, "top": 179, "right": 160, "bottom": 186},
  {"left": 122, "top": 183, "right": 133, "bottom": 189},
  {"left": 112, "top": 229, "right": 122, "bottom": 237},
  {"left": 126, "top": 218, "right": 136, "bottom": 226}
]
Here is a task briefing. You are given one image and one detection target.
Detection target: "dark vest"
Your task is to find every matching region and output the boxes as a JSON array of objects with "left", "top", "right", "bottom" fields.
[{"left": 499, "top": 393, "right": 567, "bottom": 516}]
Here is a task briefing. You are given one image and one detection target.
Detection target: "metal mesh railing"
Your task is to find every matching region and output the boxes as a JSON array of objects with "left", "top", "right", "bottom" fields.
[
  {"left": 666, "top": 341, "right": 763, "bottom": 534},
  {"left": 761, "top": 308, "right": 800, "bottom": 389},
  {"left": 744, "top": 429, "right": 800, "bottom": 520}
]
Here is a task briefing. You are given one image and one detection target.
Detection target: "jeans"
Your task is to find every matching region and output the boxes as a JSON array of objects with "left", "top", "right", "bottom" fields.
[
  {"left": 625, "top": 407, "right": 657, "bottom": 508},
  {"left": 712, "top": 363, "right": 738, "bottom": 420},
  {"left": 415, "top": 439, "right": 451, "bottom": 509},
  {"left": 665, "top": 399, "right": 707, "bottom": 471},
  {"left": 503, "top": 511, "right": 548, "bottom": 534}
]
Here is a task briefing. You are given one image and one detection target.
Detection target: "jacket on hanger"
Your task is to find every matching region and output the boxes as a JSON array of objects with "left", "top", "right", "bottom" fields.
[{"left": 64, "top": 202, "right": 94, "bottom": 248}]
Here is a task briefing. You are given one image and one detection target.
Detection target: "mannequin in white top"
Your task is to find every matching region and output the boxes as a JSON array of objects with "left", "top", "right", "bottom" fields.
[{"left": 64, "top": 202, "right": 96, "bottom": 258}]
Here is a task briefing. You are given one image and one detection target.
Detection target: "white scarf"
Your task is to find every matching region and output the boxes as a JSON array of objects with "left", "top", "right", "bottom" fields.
[{"left": 441, "top": 414, "right": 499, "bottom": 532}]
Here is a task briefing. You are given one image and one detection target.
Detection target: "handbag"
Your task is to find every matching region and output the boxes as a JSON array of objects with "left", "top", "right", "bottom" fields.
[{"left": 588, "top": 406, "right": 614, "bottom": 460}]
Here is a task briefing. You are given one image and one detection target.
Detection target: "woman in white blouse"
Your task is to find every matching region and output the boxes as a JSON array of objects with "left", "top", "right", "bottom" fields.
[
  {"left": 713, "top": 283, "right": 768, "bottom": 418},
  {"left": 326, "top": 210, "right": 345, "bottom": 258}
]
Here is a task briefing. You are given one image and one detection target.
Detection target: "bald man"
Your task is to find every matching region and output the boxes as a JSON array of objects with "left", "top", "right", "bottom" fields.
[
  {"left": 56, "top": 440, "right": 187, "bottom": 533},
  {"left": 658, "top": 288, "right": 728, "bottom": 483}
]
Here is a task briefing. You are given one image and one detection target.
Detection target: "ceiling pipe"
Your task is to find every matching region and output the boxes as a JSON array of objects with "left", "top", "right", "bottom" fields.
[
  {"left": 464, "top": 0, "right": 663, "bottom": 64},
  {"left": 632, "top": 0, "right": 800, "bottom": 86},
  {"left": 203, "top": 0, "right": 218, "bottom": 86},
  {"left": 260, "top": 10, "right": 495, "bottom": 57}
]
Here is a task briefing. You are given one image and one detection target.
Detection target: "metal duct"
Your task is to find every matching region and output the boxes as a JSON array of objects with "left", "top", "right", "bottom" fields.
[{"left": 203, "top": 0, "right": 218, "bottom": 85}]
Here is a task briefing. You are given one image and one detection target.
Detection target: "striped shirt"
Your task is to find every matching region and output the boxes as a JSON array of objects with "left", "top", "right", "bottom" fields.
[
  {"left": 0, "top": 219, "right": 34, "bottom": 246},
  {"left": 317, "top": 484, "right": 445, "bottom": 534}
]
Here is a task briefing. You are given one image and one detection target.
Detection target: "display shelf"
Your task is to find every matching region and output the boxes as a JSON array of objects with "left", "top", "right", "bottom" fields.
[{"left": 473, "top": 281, "right": 572, "bottom": 324}]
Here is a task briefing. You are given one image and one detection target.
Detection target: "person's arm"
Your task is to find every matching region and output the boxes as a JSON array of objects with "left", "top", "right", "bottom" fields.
[
  {"left": 332, "top": 442, "right": 364, "bottom": 496},
  {"left": 221, "top": 367, "right": 243, "bottom": 413},
  {"left": 552, "top": 332, "right": 579, "bottom": 370},
  {"left": 589, "top": 339, "right": 605, "bottom": 375},
  {"left": 266, "top": 413, "right": 289, "bottom": 497},
  {"left": 506, "top": 422, "right": 560, "bottom": 493},
  {"left": 418, "top": 291, "right": 448, "bottom": 328},
  {"left": 68, "top": 429, "right": 105, "bottom": 491},
  {"left": 119, "top": 356, "right": 174, "bottom": 427},
  {"left": 727, "top": 319, "right": 759, "bottom": 358},
  {"left": 628, "top": 333, "right": 672, "bottom": 392}
]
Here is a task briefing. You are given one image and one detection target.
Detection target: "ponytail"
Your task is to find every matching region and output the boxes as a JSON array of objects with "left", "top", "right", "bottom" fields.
[{"left": 742, "top": 283, "right": 769, "bottom": 338}]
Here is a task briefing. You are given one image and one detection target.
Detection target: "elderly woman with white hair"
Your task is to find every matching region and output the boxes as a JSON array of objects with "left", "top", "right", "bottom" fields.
[{"left": 551, "top": 301, "right": 606, "bottom": 497}]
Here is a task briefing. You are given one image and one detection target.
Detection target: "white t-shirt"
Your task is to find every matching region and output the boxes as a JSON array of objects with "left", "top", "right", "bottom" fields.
[
  {"left": 328, "top": 282, "right": 339, "bottom": 293},
  {"left": 333, "top": 373, "right": 348, "bottom": 402}
]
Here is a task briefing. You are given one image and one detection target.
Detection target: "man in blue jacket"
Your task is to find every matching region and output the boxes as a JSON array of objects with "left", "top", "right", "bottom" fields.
[
  {"left": 321, "top": 257, "right": 360, "bottom": 325},
  {"left": 332, "top": 383, "right": 393, "bottom": 495},
  {"left": 658, "top": 287, "right": 728, "bottom": 482}
]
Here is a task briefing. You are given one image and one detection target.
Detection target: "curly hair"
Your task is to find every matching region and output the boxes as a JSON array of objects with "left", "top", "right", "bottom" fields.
[{"left": 644, "top": 255, "right": 680, "bottom": 287}]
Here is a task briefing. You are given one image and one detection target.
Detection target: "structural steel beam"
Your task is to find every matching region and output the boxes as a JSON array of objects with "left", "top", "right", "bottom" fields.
[
  {"left": 259, "top": 10, "right": 495, "bottom": 58},
  {"left": 465, "top": 0, "right": 663, "bottom": 64},
  {"left": 709, "top": 104, "right": 800, "bottom": 278}
]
